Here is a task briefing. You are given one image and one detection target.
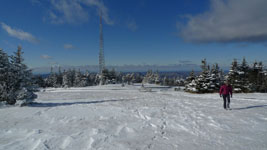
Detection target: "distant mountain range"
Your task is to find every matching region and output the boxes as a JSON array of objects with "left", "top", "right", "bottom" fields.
[{"left": 32, "top": 64, "right": 230, "bottom": 74}]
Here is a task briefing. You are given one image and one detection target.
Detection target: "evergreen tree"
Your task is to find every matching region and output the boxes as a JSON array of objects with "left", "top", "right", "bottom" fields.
[
  {"left": 62, "top": 70, "right": 72, "bottom": 87},
  {"left": 175, "top": 76, "right": 185, "bottom": 86},
  {"left": 239, "top": 58, "right": 251, "bottom": 92},
  {"left": 62, "top": 70, "right": 68, "bottom": 87},
  {"left": 249, "top": 61, "right": 264, "bottom": 92},
  {"left": 154, "top": 71, "right": 161, "bottom": 84},
  {"left": 79, "top": 74, "right": 89, "bottom": 87},
  {"left": 47, "top": 67, "right": 58, "bottom": 87},
  {"left": 74, "top": 69, "right": 82, "bottom": 87},
  {"left": 134, "top": 73, "right": 143, "bottom": 83},
  {"left": 32, "top": 75, "right": 46, "bottom": 88},
  {"left": 227, "top": 59, "right": 243, "bottom": 92},
  {"left": 185, "top": 70, "right": 195, "bottom": 84},
  {"left": 143, "top": 70, "right": 157, "bottom": 84},
  {"left": 9, "top": 46, "right": 36, "bottom": 105},
  {"left": 185, "top": 59, "right": 222, "bottom": 93},
  {"left": 88, "top": 72, "right": 96, "bottom": 86},
  {"left": 208, "top": 63, "right": 222, "bottom": 92},
  {"left": 195, "top": 59, "right": 211, "bottom": 93},
  {"left": 125, "top": 73, "right": 132, "bottom": 85},
  {"left": 109, "top": 68, "right": 117, "bottom": 84},
  {"left": 57, "top": 67, "right": 63, "bottom": 87},
  {"left": 0, "top": 48, "right": 14, "bottom": 103},
  {"left": 100, "top": 69, "right": 109, "bottom": 85},
  {"left": 163, "top": 76, "right": 169, "bottom": 86}
]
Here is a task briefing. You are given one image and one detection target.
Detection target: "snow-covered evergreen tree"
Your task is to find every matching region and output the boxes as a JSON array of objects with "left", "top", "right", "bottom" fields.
[
  {"left": 239, "top": 58, "right": 251, "bottom": 92},
  {"left": 0, "top": 48, "right": 13, "bottom": 103},
  {"left": 74, "top": 70, "right": 82, "bottom": 87},
  {"left": 208, "top": 63, "right": 222, "bottom": 92},
  {"left": 163, "top": 76, "right": 169, "bottom": 86},
  {"left": 124, "top": 73, "right": 133, "bottom": 85},
  {"left": 88, "top": 73, "right": 97, "bottom": 86},
  {"left": 134, "top": 73, "right": 143, "bottom": 83},
  {"left": 46, "top": 67, "right": 58, "bottom": 87},
  {"left": 79, "top": 74, "right": 89, "bottom": 87},
  {"left": 175, "top": 76, "right": 185, "bottom": 86},
  {"left": 108, "top": 68, "right": 117, "bottom": 84},
  {"left": 185, "top": 70, "right": 195, "bottom": 84},
  {"left": 142, "top": 70, "right": 159, "bottom": 84},
  {"left": 33, "top": 75, "right": 46, "bottom": 88},
  {"left": 99, "top": 69, "right": 109, "bottom": 85},
  {"left": 76, "top": 70, "right": 89, "bottom": 87},
  {"left": 249, "top": 61, "right": 264, "bottom": 92},
  {"left": 57, "top": 67, "right": 63, "bottom": 87},
  {"left": 227, "top": 58, "right": 251, "bottom": 92},
  {"left": 195, "top": 59, "right": 212, "bottom": 93},
  {"left": 185, "top": 59, "right": 222, "bottom": 93},
  {"left": 227, "top": 59, "right": 243, "bottom": 92},
  {"left": 154, "top": 71, "right": 161, "bottom": 84},
  {"left": 142, "top": 70, "right": 152, "bottom": 84},
  {"left": 9, "top": 46, "right": 37, "bottom": 105},
  {"left": 62, "top": 70, "right": 72, "bottom": 88}
]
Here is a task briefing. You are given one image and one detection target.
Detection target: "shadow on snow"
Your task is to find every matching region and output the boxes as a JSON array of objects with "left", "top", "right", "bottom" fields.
[
  {"left": 28, "top": 99, "right": 135, "bottom": 108},
  {"left": 232, "top": 104, "right": 267, "bottom": 110}
]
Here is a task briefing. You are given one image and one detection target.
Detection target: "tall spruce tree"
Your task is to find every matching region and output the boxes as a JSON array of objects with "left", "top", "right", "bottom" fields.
[
  {"left": 9, "top": 46, "right": 36, "bottom": 105},
  {"left": 208, "top": 63, "right": 221, "bottom": 92},
  {"left": 195, "top": 59, "right": 210, "bottom": 93},
  {"left": 227, "top": 59, "right": 242, "bottom": 92},
  {"left": 239, "top": 58, "right": 251, "bottom": 92}
]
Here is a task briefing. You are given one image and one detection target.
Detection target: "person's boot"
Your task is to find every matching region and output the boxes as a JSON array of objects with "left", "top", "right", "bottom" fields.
[{"left": 227, "top": 104, "right": 231, "bottom": 110}]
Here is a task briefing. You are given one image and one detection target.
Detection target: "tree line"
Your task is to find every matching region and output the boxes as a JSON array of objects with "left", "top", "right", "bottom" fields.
[
  {"left": 185, "top": 58, "right": 267, "bottom": 93},
  {"left": 34, "top": 68, "right": 186, "bottom": 88}
]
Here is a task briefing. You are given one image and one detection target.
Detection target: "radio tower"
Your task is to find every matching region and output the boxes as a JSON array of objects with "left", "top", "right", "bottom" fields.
[{"left": 99, "top": 11, "right": 105, "bottom": 75}]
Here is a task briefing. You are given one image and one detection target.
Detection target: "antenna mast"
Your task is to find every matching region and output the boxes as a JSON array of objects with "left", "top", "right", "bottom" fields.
[{"left": 99, "top": 11, "right": 105, "bottom": 75}]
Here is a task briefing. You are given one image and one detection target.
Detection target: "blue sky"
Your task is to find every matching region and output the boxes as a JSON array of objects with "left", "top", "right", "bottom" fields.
[{"left": 1, "top": 0, "right": 267, "bottom": 72}]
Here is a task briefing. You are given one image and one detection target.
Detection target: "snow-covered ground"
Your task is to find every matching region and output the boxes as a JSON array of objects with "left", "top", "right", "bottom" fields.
[{"left": 0, "top": 84, "right": 267, "bottom": 150}]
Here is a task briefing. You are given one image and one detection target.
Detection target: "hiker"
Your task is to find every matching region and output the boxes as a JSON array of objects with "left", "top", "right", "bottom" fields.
[{"left": 220, "top": 81, "right": 233, "bottom": 110}]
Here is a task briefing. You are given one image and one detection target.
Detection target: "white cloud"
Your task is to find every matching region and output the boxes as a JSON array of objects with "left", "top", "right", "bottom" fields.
[
  {"left": 81, "top": 0, "right": 114, "bottom": 25},
  {"left": 45, "top": 0, "right": 113, "bottom": 25},
  {"left": 30, "top": 0, "right": 41, "bottom": 5},
  {"left": 41, "top": 54, "right": 52, "bottom": 59},
  {"left": 1, "top": 22, "right": 39, "bottom": 43},
  {"left": 127, "top": 19, "right": 138, "bottom": 32},
  {"left": 64, "top": 44, "right": 74, "bottom": 49},
  {"left": 48, "top": 0, "right": 89, "bottom": 24},
  {"left": 179, "top": 0, "right": 267, "bottom": 43}
]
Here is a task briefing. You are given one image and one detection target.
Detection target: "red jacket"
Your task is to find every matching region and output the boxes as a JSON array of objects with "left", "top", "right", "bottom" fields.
[{"left": 220, "top": 84, "right": 233, "bottom": 96}]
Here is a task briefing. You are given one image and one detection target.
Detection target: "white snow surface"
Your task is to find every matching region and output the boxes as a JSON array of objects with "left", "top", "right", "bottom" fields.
[{"left": 1, "top": 84, "right": 267, "bottom": 150}]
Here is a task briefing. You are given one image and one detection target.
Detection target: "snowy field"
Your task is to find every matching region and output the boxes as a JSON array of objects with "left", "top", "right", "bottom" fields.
[{"left": 0, "top": 84, "right": 267, "bottom": 150}]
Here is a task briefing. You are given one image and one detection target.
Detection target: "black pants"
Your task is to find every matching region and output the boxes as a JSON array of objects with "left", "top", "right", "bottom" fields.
[{"left": 223, "top": 94, "right": 230, "bottom": 109}]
